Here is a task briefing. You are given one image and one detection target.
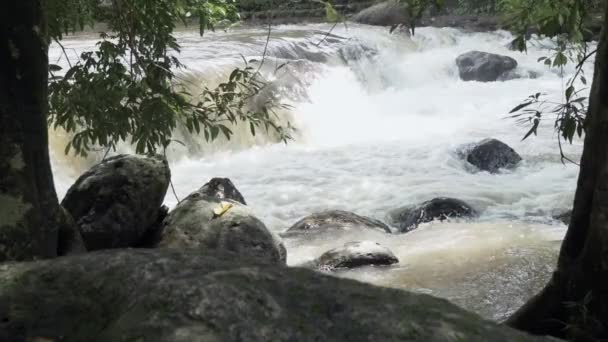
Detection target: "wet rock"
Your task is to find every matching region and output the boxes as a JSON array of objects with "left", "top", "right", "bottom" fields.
[
  {"left": 160, "top": 194, "right": 283, "bottom": 264},
  {"left": 553, "top": 210, "right": 572, "bottom": 225},
  {"left": 456, "top": 51, "right": 518, "bottom": 82},
  {"left": 56, "top": 206, "right": 87, "bottom": 256},
  {"left": 312, "top": 241, "right": 399, "bottom": 270},
  {"left": 391, "top": 197, "right": 478, "bottom": 233},
  {"left": 0, "top": 249, "right": 555, "bottom": 342},
  {"left": 466, "top": 138, "right": 522, "bottom": 173},
  {"left": 282, "top": 210, "right": 392, "bottom": 237},
  {"left": 62, "top": 154, "right": 170, "bottom": 251},
  {"left": 198, "top": 177, "right": 247, "bottom": 205},
  {"left": 352, "top": 0, "right": 405, "bottom": 26}
]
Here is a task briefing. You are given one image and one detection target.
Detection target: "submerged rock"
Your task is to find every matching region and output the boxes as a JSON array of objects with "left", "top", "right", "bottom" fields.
[
  {"left": 391, "top": 197, "right": 478, "bottom": 232},
  {"left": 160, "top": 194, "right": 283, "bottom": 264},
  {"left": 466, "top": 138, "right": 522, "bottom": 173},
  {"left": 312, "top": 241, "right": 399, "bottom": 270},
  {"left": 62, "top": 154, "right": 170, "bottom": 251},
  {"left": 199, "top": 177, "right": 247, "bottom": 205},
  {"left": 456, "top": 51, "right": 518, "bottom": 82},
  {"left": 282, "top": 210, "right": 392, "bottom": 237},
  {"left": 0, "top": 249, "right": 554, "bottom": 342}
]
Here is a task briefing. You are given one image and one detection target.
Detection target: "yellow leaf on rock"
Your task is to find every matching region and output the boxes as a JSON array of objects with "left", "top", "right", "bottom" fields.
[{"left": 213, "top": 202, "right": 234, "bottom": 217}]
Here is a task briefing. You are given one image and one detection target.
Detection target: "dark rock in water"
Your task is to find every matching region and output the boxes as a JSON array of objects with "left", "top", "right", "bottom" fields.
[
  {"left": 352, "top": 0, "right": 405, "bottom": 26},
  {"left": 391, "top": 197, "right": 478, "bottom": 233},
  {"left": 198, "top": 177, "right": 247, "bottom": 205},
  {"left": 313, "top": 241, "right": 399, "bottom": 270},
  {"left": 456, "top": 51, "right": 518, "bottom": 82},
  {"left": 553, "top": 210, "right": 572, "bottom": 225},
  {"left": 62, "top": 154, "right": 170, "bottom": 251},
  {"left": 282, "top": 210, "right": 392, "bottom": 237},
  {"left": 160, "top": 194, "right": 284, "bottom": 264},
  {"left": 0, "top": 249, "right": 554, "bottom": 342},
  {"left": 466, "top": 138, "right": 522, "bottom": 173}
]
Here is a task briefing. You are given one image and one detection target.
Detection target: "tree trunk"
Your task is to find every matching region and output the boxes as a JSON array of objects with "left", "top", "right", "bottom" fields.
[
  {"left": 507, "top": 3, "right": 608, "bottom": 340},
  {"left": 0, "top": 1, "right": 64, "bottom": 261}
]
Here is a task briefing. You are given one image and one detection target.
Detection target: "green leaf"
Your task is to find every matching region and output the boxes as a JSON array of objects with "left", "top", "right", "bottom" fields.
[
  {"left": 565, "top": 85, "right": 575, "bottom": 101},
  {"left": 49, "top": 64, "right": 63, "bottom": 72}
]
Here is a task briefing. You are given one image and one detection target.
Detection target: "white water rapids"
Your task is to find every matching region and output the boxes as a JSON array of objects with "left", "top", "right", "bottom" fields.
[{"left": 49, "top": 23, "right": 592, "bottom": 321}]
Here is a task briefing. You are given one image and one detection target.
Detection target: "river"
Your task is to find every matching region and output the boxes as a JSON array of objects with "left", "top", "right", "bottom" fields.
[{"left": 49, "top": 23, "right": 591, "bottom": 322}]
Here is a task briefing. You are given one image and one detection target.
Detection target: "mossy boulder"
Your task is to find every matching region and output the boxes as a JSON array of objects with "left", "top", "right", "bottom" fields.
[
  {"left": 62, "top": 154, "right": 171, "bottom": 251},
  {"left": 160, "top": 193, "right": 284, "bottom": 264},
  {"left": 0, "top": 249, "right": 556, "bottom": 341}
]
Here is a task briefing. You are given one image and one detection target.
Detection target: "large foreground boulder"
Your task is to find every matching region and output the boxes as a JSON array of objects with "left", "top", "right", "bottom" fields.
[
  {"left": 465, "top": 138, "right": 522, "bottom": 173},
  {"left": 310, "top": 241, "right": 399, "bottom": 271},
  {"left": 282, "top": 210, "right": 392, "bottom": 237},
  {"left": 390, "top": 197, "right": 478, "bottom": 232},
  {"left": 456, "top": 51, "right": 518, "bottom": 82},
  {"left": 0, "top": 249, "right": 554, "bottom": 342},
  {"left": 160, "top": 193, "right": 284, "bottom": 264},
  {"left": 62, "top": 154, "right": 170, "bottom": 251}
]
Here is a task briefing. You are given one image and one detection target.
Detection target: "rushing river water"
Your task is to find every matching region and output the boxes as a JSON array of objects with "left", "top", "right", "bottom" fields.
[{"left": 49, "top": 23, "right": 592, "bottom": 322}]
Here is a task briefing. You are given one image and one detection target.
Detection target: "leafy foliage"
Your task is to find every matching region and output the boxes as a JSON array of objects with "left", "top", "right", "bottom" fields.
[
  {"left": 501, "top": 0, "right": 597, "bottom": 162},
  {"left": 47, "top": 0, "right": 292, "bottom": 156}
]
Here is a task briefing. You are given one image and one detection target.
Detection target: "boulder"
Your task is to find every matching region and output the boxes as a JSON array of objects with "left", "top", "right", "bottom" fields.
[
  {"left": 456, "top": 51, "right": 518, "bottom": 82},
  {"left": 465, "top": 138, "right": 522, "bottom": 173},
  {"left": 391, "top": 197, "right": 478, "bottom": 233},
  {"left": 352, "top": 0, "right": 406, "bottom": 26},
  {"left": 282, "top": 210, "right": 392, "bottom": 237},
  {"left": 61, "top": 154, "right": 170, "bottom": 251},
  {"left": 160, "top": 193, "right": 283, "bottom": 264},
  {"left": 199, "top": 177, "right": 247, "bottom": 205},
  {"left": 311, "top": 241, "right": 399, "bottom": 270},
  {"left": 0, "top": 249, "right": 555, "bottom": 342}
]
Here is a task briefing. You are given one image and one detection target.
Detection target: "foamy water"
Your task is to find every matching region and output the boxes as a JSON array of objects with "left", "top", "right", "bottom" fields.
[{"left": 49, "top": 23, "right": 591, "bottom": 321}]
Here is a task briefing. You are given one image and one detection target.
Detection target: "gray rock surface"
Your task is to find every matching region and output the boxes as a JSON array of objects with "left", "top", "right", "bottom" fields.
[
  {"left": 160, "top": 194, "right": 284, "bottom": 264},
  {"left": 312, "top": 241, "right": 399, "bottom": 270},
  {"left": 282, "top": 210, "right": 392, "bottom": 237},
  {"left": 62, "top": 154, "right": 170, "bottom": 250},
  {"left": 390, "top": 198, "right": 478, "bottom": 232},
  {"left": 199, "top": 177, "right": 247, "bottom": 205},
  {"left": 466, "top": 138, "right": 522, "bottom": 173},
  {"left": 456, "top": 51, "right": 518, "bottom": 82},
  {"left": 0, "top": 249, "right": 556, "bottom": 342}
]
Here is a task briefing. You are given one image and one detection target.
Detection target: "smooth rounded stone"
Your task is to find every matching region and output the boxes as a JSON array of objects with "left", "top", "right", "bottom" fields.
[
  {"left": 0, "top": 249, "right": 555, "bottom": 342},
  {"left": 312, "top": 241, "right": 399, "bottom": 270},
  {"left": 390, "top": 197, "right": 478, "bottom": 233},
  {"left": 61, "top": 154, "right": 170, "bottom": 251},
  {"left": 198, "top": 177, "right": 247, "bottom": 205},
  {"left": 160, "top": 194, "right": 284, "bottom": 264},
  {"left": 456, "top": 51, "right": 518, "bottom": 82},
  {"left": 352, "top": 0, "right": 406, "bottom": 26},
  {"left": 281, "top": 210, "right": 392, "bottom": 238},
  {"left": 465, "top": 138, "right": 522, "bottom": 173}
]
